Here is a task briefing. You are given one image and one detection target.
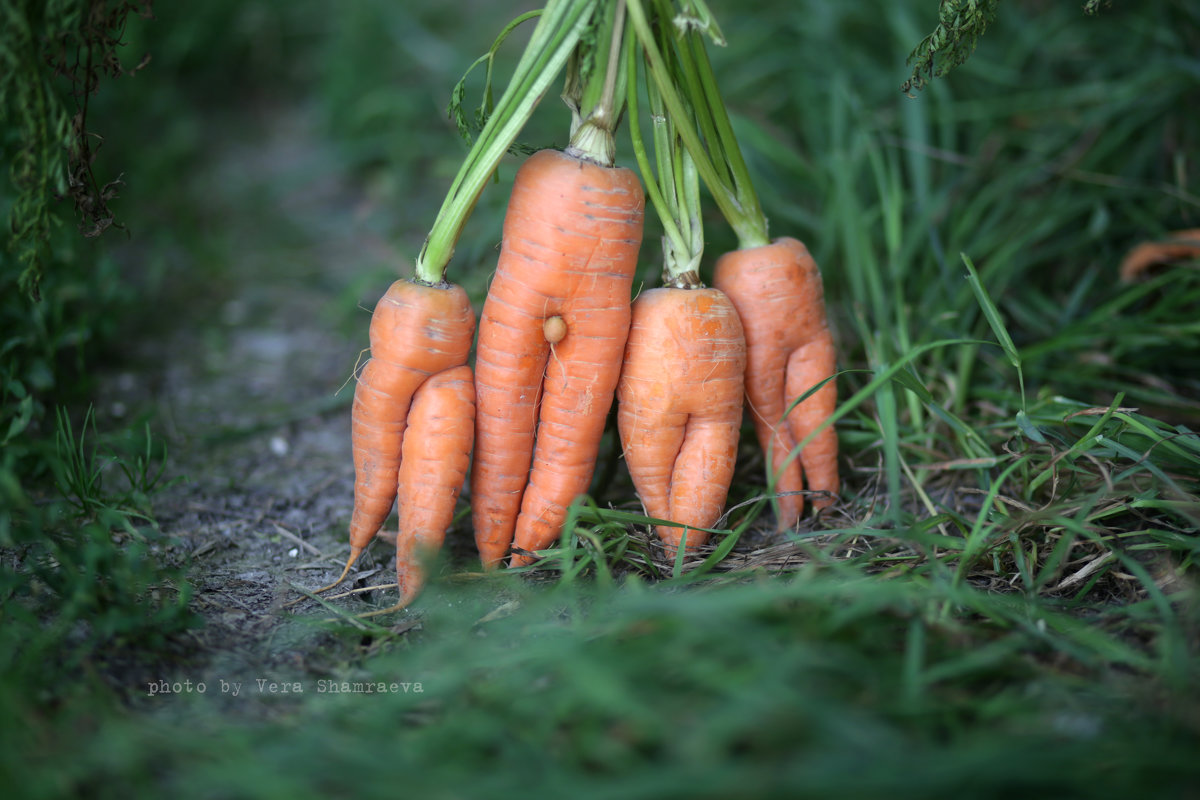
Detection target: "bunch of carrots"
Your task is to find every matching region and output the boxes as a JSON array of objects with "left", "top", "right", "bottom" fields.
[{"left": 317, "top": 0, "right": 841, "bottom": 613}]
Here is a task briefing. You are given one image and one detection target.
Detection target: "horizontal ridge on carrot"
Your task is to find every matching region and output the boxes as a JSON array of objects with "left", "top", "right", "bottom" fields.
[
  {"left": 617, "top": 288, "right": 745, "bottom": 555},
  {"left": 471, "top": 147, "right": 645, "bottom": 568},
  {"left": 713, "top": 238, "right": 839, "bottom": 527}
]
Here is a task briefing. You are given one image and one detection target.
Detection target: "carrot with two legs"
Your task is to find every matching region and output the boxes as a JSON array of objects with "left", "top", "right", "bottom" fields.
[
  {"left": 472, "top": 1, "right": 645, "bottom": 568},
  {"left": 618, "top": 287, "right": 745, "bottom": 555},
  {"left": 630, "top": 0, "right": 839, "bottom": 529},
  {"left": 616, "top": 30, "right": 744, "bottom": 557},
  {"left": 713, "top": 239, "right": 838, "bottom": 526}
]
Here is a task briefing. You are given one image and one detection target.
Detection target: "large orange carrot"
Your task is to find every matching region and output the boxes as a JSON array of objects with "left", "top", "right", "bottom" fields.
[
  {"left": 472, "top": 147, "right": 644, "bottom": 568},
  {"left": 712, "top": 237, "right": 838, "bottom": 527},
  {"left": 617, "top": 287, "right": 745, "bottom": 554},
  {"left": 341, "top": 279, "right": 476, "bottom": 587},
  {"left": 390, "top": 364, "right": 475, "bottom": 608}
]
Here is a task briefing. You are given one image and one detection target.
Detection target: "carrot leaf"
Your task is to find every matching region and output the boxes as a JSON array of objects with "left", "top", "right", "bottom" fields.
[
  {"left": 901, "top": 0, "right": 999, "bottom": 95},
  {"left": 417, "top": 0, "right": 599, "bottom": 284},
  {"left": 446, "top": 10, "right": 543, "bottom": 148}
]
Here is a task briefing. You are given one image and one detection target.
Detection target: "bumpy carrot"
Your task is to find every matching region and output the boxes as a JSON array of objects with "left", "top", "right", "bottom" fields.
[
  {"left": 617, "top": 287, "right": 745, "bottom": 554},
  {"left": 624, "top": 3, "right": 840, "bottom": 530},
  {"left": 471, "top": 147, "right": 645, "bottom": 568},
  {"left": 712, "top": 237, "right": 838, "bottom": 527}
]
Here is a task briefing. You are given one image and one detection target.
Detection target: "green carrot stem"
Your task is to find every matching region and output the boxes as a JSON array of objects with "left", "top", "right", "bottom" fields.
[
  {"left": 627, "top": 0, "right": 768, "bottom": 250},
  {"left": 416, "top": 0, "right": 598, "bottom": 285},
  {"left": 626, "top": 28, "right": 688, "bottom": 264},
  {"left": 668, "top": 6, "right": 733, "bottom": 193},
  {"left": 683, "top": 25, "right": 768, "bottom": 248},
  {"left": 627, "top": 22, "right": 703, "bottom": 288},
  {"left": 567, "top": 0, "right": 629, "bottom": 166},
  {"left": 626, "top": 0, "right": 725, "bottom": 215}
]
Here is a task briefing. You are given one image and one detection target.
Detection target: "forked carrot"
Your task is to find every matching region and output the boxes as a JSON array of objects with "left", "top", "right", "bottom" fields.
[
  {"left": 312, "top": 0, "right": 635, "bottom": 609},
  {"left": 628, "top": 1, "right": 839, "bottom": 527},
  {"left": 712, "top": 237, "right": 838, "bottom": 527},
  {"left": 617, "top": 288, "right": 745, "bottom": 555},
  {"left": 471, "top": 147, "right": 645, "bottom": 568},
  {"left": 613, "top": 17, "right": 745, "bottom": 558},
  {"left": 330, "top": 280, "right": 475, "bottom": 593}
]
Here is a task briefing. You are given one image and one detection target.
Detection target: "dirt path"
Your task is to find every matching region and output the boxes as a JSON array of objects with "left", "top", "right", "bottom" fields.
[{"left": 103, "top": 103, "right": 454, "bottom": 712}]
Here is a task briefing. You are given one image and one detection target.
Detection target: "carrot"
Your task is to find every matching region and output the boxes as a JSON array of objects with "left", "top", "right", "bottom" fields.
[
  {"left": 617, "top": 287, "right": 745, "bottom": 554},
  {"left": 711, "top": 237, "right": 838, "bottom": 527},
  {"left": 386, "top": 364, "right": 475, "bottom": 608},
  {"left": 1118, "top": 229, "right": 1200, "bottom": 281},
  {"left": 626, "top": 3, "right": 840, "bottom": 529},
  {"left": 332, "top": 279, "right": 475, "bottom": 592},
  {"left": 471, "top": 147, "right": 645, "bottom": 568},
  {"left": 297, "top": 0, "right": 609, "bottom": 611}
]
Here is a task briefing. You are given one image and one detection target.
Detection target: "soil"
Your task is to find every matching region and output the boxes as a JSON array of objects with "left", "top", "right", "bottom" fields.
[{"left": 97, "top": 104, "right": 450, "bottom": 713}]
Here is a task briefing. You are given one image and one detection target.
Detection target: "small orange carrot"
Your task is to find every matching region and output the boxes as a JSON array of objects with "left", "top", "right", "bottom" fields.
[
  {"left": 336, "top": 279, "right": 476, "bottom": 590},
  {"left": 471, "top": 147, "right": 644, "bottom": 568},
  {"left": 617, "top": 287, "right": 745, "bottom": 555},
  {"left": 712, "top": 237, "right": 838, "bottom": 527},
  {"left": 389, "top": 364, "right": 475, "bottom": 608}
]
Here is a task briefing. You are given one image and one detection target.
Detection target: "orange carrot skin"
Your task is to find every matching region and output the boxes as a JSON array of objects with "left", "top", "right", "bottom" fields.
[
  {"left": 712, "top": 237, "right": 838, "bottom": 527},
  {"left": 350, "top": 280, "right": 476, "bottom": 563},
  {"left": 617, "top": 288, "right": 746, "bottom": 554},
  {"left": 394, "top": 364, "right": 475, "bottom": 607},
  {"left": 1118, "top": 229, "right": 1200, "bottom": 281},
  {"left": 472, "top": 148, "right": 645, "bottom": 568}
]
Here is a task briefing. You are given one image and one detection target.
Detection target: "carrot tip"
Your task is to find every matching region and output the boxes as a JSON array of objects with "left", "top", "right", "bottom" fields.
[
  {"left": 355, "top": 601, "right": 411, "bottom": 619},
  {"left": 311, "top": 546, "right": 364, "bottom": 595},
  {"left": 280, "top": 545, "right": 367, "bottom": 608},
  {"left": 508, "top": 547, "right": 540, "bottom": 569},
  {"left": 476, "top": 542, "right": 511, "bottom": 571}
]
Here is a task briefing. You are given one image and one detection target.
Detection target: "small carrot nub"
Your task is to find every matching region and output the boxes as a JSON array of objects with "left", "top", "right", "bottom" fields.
[{"left": 543, "top": 315, "right": 567, "bottom": 344}]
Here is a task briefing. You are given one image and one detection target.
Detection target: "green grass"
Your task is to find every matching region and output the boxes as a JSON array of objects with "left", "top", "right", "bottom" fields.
[
  {"left": 10, "top": 576, "right": 1199, "bottom": 799},
  {"left": 2, "top": 0, "right": 1198, "bottom": 797}
]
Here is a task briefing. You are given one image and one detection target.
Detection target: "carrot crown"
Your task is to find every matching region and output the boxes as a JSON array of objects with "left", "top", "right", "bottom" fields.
[
  {"left": 415, "top": 0, "right": 600, "bottom": 285},
  {"left": 563, "top": 0, "right": 630, "bottom": 167}
]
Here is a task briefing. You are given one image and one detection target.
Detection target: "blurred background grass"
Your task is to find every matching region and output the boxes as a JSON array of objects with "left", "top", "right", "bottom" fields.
[{"left": 2, "top": 0, "right": 1198, "bottom": 797}]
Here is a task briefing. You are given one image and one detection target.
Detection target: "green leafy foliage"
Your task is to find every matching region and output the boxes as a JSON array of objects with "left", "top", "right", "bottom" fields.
[
  {"left": 1, "top": 0, "right": 197, "bottom": 768},
  {"left": 8, "top": 578, "right": 1199, "bottom": 799},
  {"left": 902, "top": 0, "right": 999, "bottom": 94},
  {"left": 902, "top": 1, "right": 1122, "bottom": 93},
  {"left": 0, "top": 0, "right": 152, "bottom": 297},
  {"left": 52, "top": 407, "right": 173, "bottom": 520},
  {"left": 447, "top": 10, "right": 543, "bottom": 147}
]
